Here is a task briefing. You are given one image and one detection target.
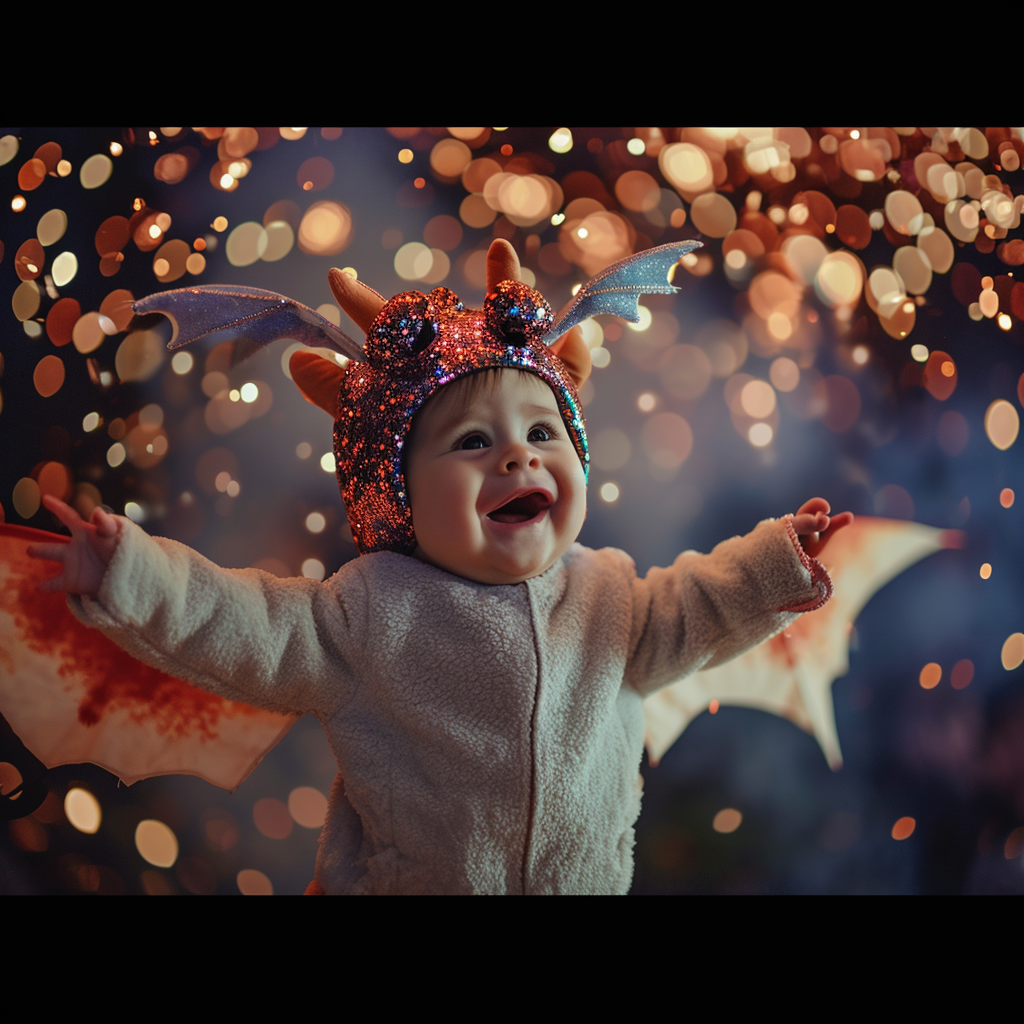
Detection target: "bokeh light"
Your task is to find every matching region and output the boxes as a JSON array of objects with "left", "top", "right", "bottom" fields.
[
  {"left": 288, "top": 787, "right": 328, "bottom": 829},
  {"left": 892, "top": 817, "right": 916, "bottom": 840},
  {"left": 134, "top": 819, "right": 178, "bottom": 867},
  {"left": 0, "top": 134, "right": 18, "bottom": 165},
  {"left": 33, "top": 355, "right": 65, "bottom": 397},
  {"left": 549, "top": 128, "right": 573, "bottom": 154},
  {"left": 659, "top": 143, "right": 713, "bottom": 193},
  {"left": 226, "top": 221, "right": 268, "bottom": 266},
  {"left": 253, "top": 797, "right": 292, "bottom": 839},
  {"left": 985, "top": 400, "right": 1019, "bottom": 450},
  {"left": 642, "top": 412, "right": 693, "bottom": 471},
  {"left": 1002, "top": 633, "right": 1024, "bottom": 671},
  {"left": 712, "top": 808, "right": 742, "bottom": 833},
  {"left": 237, "top": 869, "right": 273, "bottom": 895},
  {"left": 950, "top": 659, "right": 974, "bottom": 689},
  {"left": 302, "top": 558, "right": 325, "bottom": 580},
  {"left": 297, "top": 201, "right": 352, "bottom": 256},
  {"left": 171, "top": 351, "right": 193, "bottom": 375},
  {"left": 37, "top": 208, "right": 67, "bottom": 246},
  {"left": 80, "top": 153, "right": 113, "bottom": 189},
  {"left": 64, "top": 788, "right": 101, "bottom": 834},
  {"left": 1005, "top": 828, "right": 1024, "bottom": 860},
  {"left": 115, "top": 330, "right": 164, "bottom": 382},
  {"left": 51, "top": 251, "right": 78, "bottom": 287},
  {"left": 394, "top": 241, "right": 433, "bottom": 281}
]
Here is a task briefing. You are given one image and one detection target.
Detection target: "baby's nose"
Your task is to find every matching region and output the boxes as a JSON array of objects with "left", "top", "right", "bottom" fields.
[{"left": 503, "top": 444, "right": 540, "bottom": 472}]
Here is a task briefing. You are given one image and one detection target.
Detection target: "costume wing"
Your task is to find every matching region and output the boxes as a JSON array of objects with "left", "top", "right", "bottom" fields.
[
  {"left": 545, "top": 240, "right": 704, "bottom": 343},
  {"left": 0, "top": 524, "right": 296, "bottom": 791},
  {"left": 643, "top": 518, "right": 963, "bottom": 770},
  {"left": 133, "top": 284, "right": 366, "bottom": 365}
]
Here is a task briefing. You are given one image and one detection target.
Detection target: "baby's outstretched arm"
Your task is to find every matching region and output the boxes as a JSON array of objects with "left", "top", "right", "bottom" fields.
[
  {"left": 625, "top": 498, "right": 852, "bottom": 697},
  {"left": 26, "top": 494, "right": 360, "bottom": 719},
  {"left": 27, "top": 495, "right": 120, "bottom": 596},
  {"left": 791, "top": 497, "right": 853, "bottom": 559}
]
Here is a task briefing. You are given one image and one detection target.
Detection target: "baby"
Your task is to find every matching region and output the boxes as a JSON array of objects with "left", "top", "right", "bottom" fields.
[{"left": 31, "top": 240, "right": 850, "bottom": 894}]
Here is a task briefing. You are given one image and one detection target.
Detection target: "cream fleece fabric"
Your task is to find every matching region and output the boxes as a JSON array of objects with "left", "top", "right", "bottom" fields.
[{"left": 69, "top": 516, "right": 828, "bottom": 894}]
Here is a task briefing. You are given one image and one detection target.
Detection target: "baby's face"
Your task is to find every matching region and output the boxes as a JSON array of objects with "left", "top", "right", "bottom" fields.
[{"left": 405, "top": 372, "right": 587, "bottom": 585}]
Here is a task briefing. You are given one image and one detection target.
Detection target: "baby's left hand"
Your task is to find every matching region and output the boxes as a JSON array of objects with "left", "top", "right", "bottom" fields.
[{"left": 792, "top": 498, "right": 853, "bottom": 558}]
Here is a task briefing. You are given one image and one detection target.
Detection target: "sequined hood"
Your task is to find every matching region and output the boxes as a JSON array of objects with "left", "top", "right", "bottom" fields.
[{"left": 335, "top": 281, "right": 588, "bottom": 555}]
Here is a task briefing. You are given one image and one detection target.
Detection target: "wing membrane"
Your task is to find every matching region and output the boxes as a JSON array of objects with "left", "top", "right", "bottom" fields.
[
  {"left": 133, "top": 284, "right": 366, "bottom": 365},
  {"left": 546, "top": 240, "right": 703, "bottom": 343}
]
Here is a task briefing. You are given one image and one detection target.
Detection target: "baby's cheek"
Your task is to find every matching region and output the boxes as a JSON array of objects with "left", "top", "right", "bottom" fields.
[{"left": 564, "top": 492, "right": 588, "bottom": 543}]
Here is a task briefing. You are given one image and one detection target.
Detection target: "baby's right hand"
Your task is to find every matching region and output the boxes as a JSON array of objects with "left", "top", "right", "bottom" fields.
[{"left": 28, "top": 495, "right": 121, "bottom": 596}]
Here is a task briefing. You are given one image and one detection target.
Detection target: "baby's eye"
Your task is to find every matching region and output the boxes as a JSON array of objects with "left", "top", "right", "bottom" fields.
[
  {"left": 528, "top": 424, "right": 555, "bottom": 443},
  {"left": 458, "top": 432, "right": 489, "bottom": 450}
]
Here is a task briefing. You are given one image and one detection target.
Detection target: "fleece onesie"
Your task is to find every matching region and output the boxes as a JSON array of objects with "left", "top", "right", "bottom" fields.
[{"left": 70, "top": 516, "right": 830, "bottom": 894}]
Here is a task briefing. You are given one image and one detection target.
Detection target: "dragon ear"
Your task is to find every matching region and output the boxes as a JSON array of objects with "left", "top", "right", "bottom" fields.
[
  {"left": 290, "top": 350, "right": 345, "bottom": 417},
  {"left": 548, "top": 325, "right": 592, "bottom": 387}
]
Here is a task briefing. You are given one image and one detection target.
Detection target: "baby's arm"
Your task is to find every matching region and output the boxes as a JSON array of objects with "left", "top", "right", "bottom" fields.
[
  {"left": 625, "top": 497, "right": 851, "bottom": 697},
  {"left": 28, "top": 497, "right": 359, "bottom": 719}
]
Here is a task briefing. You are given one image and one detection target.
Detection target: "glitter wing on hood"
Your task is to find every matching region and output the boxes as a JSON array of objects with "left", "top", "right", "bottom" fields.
[
  {"left": 544, "top": 240, "right": 704, "bottom": 343},
  {"left": 133, "top": 284, "right": 366, "bottom": 366}
]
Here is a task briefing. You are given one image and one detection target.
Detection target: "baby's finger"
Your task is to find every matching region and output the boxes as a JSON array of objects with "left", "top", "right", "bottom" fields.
[
  {"left": 41, "top": 495, "right": 86, "bottom": 534},
  {"left": 796, "top": 497, "right": 830, "bottom": 518},
  {"left": 91, "top": 505, "right": 118, "bottom": 536},
  {"left": 792, "top": 514, "right": 822, "bottom": 535},
  {"left": 27, "top": 542, "right": 70, "bottom": 564},
  {"left": 810, "top": 511, "right": 854, "bottom": 557},
  {"left": 827, "top": 511, "right": 854, "bottom": 532},
  {"left": 37, "top": 572, "right": 69, "bottom": 593}
]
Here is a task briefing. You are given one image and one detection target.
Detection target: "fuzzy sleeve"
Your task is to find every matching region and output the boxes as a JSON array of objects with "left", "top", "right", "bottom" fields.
[
  {"left": 66, "top": 518, "right": 363, "bottom": 719},
  {"left": 624, "top": 516, "right": 831, "bottom": 698}
]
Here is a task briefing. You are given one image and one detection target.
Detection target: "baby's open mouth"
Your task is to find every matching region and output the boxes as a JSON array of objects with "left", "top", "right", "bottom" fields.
[{"left": 488, "top": 491, "right": 552, "bottom": 524}]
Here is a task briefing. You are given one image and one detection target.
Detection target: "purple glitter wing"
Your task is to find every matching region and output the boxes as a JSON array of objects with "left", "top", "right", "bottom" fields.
[
  {"left": 544, "top": 240, "right": 704, "bottom": 343},
  {"left": 133, "top": 285, "right": 365, "bottom": 366}
]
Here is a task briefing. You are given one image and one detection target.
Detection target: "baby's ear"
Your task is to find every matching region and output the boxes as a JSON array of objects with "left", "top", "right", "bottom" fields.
[
  {"left": 290, "top": 350, "right": 345, "bottom": 417},
  {"left": 548, "top": 326, "right": 592, "bottom": 387}
]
